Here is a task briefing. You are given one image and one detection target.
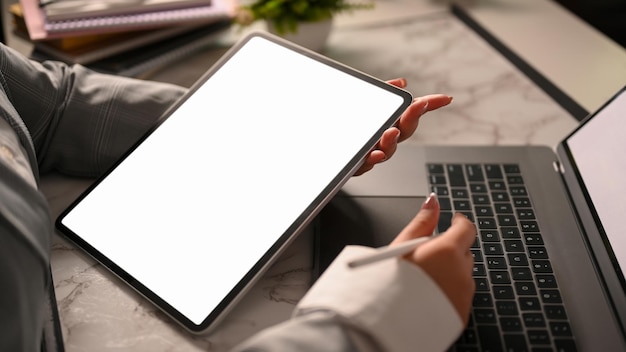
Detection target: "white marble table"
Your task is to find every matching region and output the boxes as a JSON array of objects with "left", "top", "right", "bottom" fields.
[{"left": 41, "top": 3, "right": 582, "bottom": 351}]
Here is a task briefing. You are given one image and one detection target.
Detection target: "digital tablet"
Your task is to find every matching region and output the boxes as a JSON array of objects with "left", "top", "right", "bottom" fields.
[{"left": 55, "top": 31, "right": 413, "bottom": 334}]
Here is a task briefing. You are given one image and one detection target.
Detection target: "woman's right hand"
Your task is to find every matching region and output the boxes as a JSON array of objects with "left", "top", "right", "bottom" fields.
[{"left": 390, "top": 193, "right": 477, "bottom": 325}]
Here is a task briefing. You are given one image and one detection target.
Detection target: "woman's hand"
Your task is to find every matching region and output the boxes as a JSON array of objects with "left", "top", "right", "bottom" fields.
[
  {"left": 354, "top": 78, "right": 453, "bottom": 176},
  {"left": 391, "top": 193, "right": 477, "bottom": 325}
]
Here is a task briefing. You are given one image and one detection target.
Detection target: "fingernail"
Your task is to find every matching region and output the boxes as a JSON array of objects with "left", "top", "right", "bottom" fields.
[
  {"left": 453, "top": 212, "right": 470, "bottom": 221},
  {"left": 422, "top": 192, "right": 438, "bottom": 209},
  {"left": 394, "top": 129, "right": 401, "bottom": 142}
]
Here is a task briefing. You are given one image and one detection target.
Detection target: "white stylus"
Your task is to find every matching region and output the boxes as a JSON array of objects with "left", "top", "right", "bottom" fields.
[{"left": 347, "top": 236, "right": 431, "bottom": 268}]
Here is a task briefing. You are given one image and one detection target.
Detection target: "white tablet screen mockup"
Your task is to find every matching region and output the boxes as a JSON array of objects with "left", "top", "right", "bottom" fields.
[{"left": 56, "top": 31, "right": 413, "bottom": 333}]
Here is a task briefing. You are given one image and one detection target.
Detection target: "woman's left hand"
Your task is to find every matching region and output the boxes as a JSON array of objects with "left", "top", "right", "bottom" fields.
[{"left": 354, "top": 78, "right": 453, "bottom": 176}]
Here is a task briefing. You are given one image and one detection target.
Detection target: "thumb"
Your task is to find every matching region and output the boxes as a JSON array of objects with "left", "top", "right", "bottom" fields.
[{"left": 391, "top": 193, "right": 440, "bottom": 246}]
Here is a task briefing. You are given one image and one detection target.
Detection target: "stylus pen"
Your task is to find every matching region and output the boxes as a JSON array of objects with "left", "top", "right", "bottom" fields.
[{"left": 347, "top": 236, "right": 431, "bottom": 268}]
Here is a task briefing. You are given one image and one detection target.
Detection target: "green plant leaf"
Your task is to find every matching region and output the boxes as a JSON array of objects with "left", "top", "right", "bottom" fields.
[{"left": 237, "top": 0, "right": 374, "bottom": 33}]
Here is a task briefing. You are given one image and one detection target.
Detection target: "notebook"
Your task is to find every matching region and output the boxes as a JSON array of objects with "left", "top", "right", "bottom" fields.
[
  {"left": 316, "top": 85, "right": 626, "bottom": 351},
  {"left": 40, "top": 0, "right": 213, "bottom": 22},
  {"left": 19, "top": 0, "right": 235, "bottom": 39},
  {"left": 55, "top": 31, "right": 413, "bottom": 334}
]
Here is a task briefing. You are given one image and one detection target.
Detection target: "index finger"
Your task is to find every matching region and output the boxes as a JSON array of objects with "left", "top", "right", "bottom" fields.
[
  {"left": 418, "top": 94, "right": 454, "bottom": 113},
  {"left": 396, "top": 94, "right": 453, "bottom": 142}
]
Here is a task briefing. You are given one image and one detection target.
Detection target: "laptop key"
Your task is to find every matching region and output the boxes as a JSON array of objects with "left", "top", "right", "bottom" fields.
[
  {"left": 447, "top": 164, "right": 466, "bottom": 186},
  {"left": 520, "top": 221, "right": 539, "bottom": 232},
  {"left": 438, "top": 212, "right": 453, "bottom": 233},
  {"left": 528, "top": 330, "right": 550, "bottom": 345},
  {"left": 501, "top": 227, "right": 521, "bottom": 238},
  {"left": 474, "top": 308, "right": 497, "bottom": 323},
  {"left": 457, "top": 328, "right": 478, "bottom": 344},
  {"left": 430, "top": 174, "right": 447, "bottom": 184},
  {"left": 427, "top": 163, "right": 444, "bottom": 174},
  {"left": 503, "top": 164, "right": 521, "bottom": 174},
  {"left": 528, "top": 246, "right": 549, "bottom": 259},
  {"left": 466, "top": 164, "right": 485, "bottom": 182},
  {"left": 492, "top": 192, "right": 510, "bottom": 202},
  {"left": 473, "top": 293, "right": 494, "bottom": 307},
  {"left": 485, "top": 164, "right": 504, "bottom": 179},
  {"left": 500, "top": 317, "right": 523, "bottom": 332},
  {"left": 484, "top": 243, "right": 504, "bottom": 255},
  {"left": 477, "top": 325, "right": 504, "bottom": 352},
  {"left": 497, "top": 214, "right": 517, "bottom": 227},
  {"left": 504, "top": 240, "right": 524, "bottom": 252},
  {"left": 470, "top": 183, "right": 488, "bottom": 193},
  {"left": 481, "top": 230, "right": 500, "bottom": 242},
  {"left": 507, "top": 175, "right": 524, "bottom": 184},
  {"left": 478, "top": 218, "right": 497, "bottom": 229},
  {"left": 452, "top": 188, "right": 469, "bottom": 198},
  {"left": 514, "top": 281, "right": 537, "bottom": 295},
  {"left": 511, "top": 267, "right": 533, "bottom": 281},
  {"left": 489, "top": 270, "right": 511, "bottom": 284},
  {"left": 495, "top": 300, "right": 518, "bottom": 315},
  {"left": 510, "top": 186, "right": 527, "bottom": 196},
  {"left": 495, "top": 203, "right": 513, "bottom": 214},
  {"left": 474, "top": 264, "right": 487, "bottom": 276},
  {"left": 508, "top": 253, "right": 529, "bottom": 266},
  {"left": 519, "top": 297, "right": 541, "bottom": 311},
  {"left": 487, "top": 257, "right": 507, "bottom": 269},
  {"left": 489, "top": 181, "right": 507, "bottom": 190},
  {"left": 472, "top": 194, "right": 490, "bottom": 204},
  {"left": 540, "top": 289, "right": 562, "bottom": 303},
  {"left": 431, "top": 185, "right": 449, "bottom": 196},
  {"left": 513, "top": 197, "right": 531, "bottom": 207},
  {"left": 532, "top": 260, "right": 553, "bottom": 273},
  {"left": 516, "top": 208, "right": 536, "bottom": 219},
  {"left": 475, "top": 277, "right": 490, "bottom": 291},
  {"left": 475, "top": 206, "right": 494, "bottom": 216},
  {"left": 439, "top": 197, "right": 452, "bottom": 210},
  {"left": 503, "top": 334, "right": 528, "bottom": 352},
  {"left": 524, "top": 234, "right": 544, "bottom": 245},
  {"left": 536, "top": 275, "right": 558, "bottom": 288},
  {"left": 471, "top": 249, "right": 484, "bottom": 262},
  {"left": 493, "top": 285, "right": 515, "bottom": 299},
  {"left": 550, "top": 322, "right": 573, "bottom": 337},
  {"left": 522, "top": 313, "right": 546, "bottom": 328},
  {"left": 454, "top": 200, "right": 472, "bottom": 211},
  {"left": 545, "top": 305, "right": 568, "bottom": 319},
  {"left": 554, "top": 339, "right": 578, "bottom": 352}
]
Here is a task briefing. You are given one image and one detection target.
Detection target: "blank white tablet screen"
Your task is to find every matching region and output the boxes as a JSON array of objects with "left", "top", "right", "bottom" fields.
[{"left": 60, "top": 35, "right": 407, "bottom": 325}]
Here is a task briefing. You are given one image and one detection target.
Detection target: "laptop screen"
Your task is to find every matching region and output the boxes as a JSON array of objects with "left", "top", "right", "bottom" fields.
[{"left": 566, "top": 88, "right": 626, "bottom": 279}]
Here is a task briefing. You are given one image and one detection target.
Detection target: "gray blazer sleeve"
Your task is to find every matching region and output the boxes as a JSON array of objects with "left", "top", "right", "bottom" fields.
[
  {"left": 0, "top": 43, "right": 187, "bottom": 177},
  {"left": 0, "top": 43, "right": 186, "bottom": 350}
]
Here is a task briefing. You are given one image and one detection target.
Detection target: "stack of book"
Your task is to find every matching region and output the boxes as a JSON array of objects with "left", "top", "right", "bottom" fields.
[{"left": 12, "top": 0, "right": 237, "bottom": 76}]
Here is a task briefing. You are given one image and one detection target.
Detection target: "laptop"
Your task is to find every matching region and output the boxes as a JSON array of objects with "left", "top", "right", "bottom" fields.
[{"left": 315, "top": 85, "right": 626, "bottom": 351}]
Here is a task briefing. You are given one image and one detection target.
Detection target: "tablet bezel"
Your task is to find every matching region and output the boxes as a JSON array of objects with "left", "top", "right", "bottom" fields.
[{"left": 55, "top": 31, "right": 413, "bottom": 334}]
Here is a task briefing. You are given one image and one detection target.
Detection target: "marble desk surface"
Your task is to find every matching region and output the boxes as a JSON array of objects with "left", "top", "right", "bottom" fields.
[{"left": 41, "top": 5, "right": 580, "bottom": 352}]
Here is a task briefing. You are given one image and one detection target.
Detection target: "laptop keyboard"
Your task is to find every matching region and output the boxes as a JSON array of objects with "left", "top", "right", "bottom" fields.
[{"left": 427, "top": 163, "right": 577, "bottom": 352}]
